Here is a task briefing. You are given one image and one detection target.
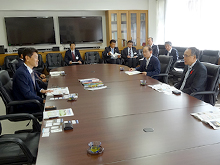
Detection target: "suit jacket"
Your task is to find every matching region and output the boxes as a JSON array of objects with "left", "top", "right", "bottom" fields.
[
  {"left": 122, "top": 47, "right": 138, "bottom": 60},
  {"left": 136, "top": 55, "right": 161, "bottom": 77},
  {"left": 64, "top": 49, "right": 83, "bottom": 65},
  {"left": 164, "top": 48, "right": 179, "bottom": 68},
  {"left": 152, "top": 44, "right": 159, "bottom": 57},
  {"left": 174, "top": 60, "right": 207, "bottom": 100},
  {"left": 13, "top": 64, "right": 43, "bottom": 104},
  {"left": 103, "top": 46, "right": 120, "bottom": 60}
]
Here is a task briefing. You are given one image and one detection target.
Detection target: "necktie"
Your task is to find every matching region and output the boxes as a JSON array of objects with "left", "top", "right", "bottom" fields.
[
  {"left": 31, "top": 71, "right": 36, "bottom": 88},
  {"left": 111, "top": 48, "right": 114, "bottom": 54},
  {"left": 146, "top": 58, "right": 150, "bottom": 69},
  {"left": 129, "top": 48, "right": 131, "bottom": 56},
  {"left": 72, "top": 52, "right": 76, "bottom": 62},
  {"left": 167, "top": 52, "right": 170, "bottom": 56},
  {"left": 180, "top": 66, "right": 192, "bottom": 90}
]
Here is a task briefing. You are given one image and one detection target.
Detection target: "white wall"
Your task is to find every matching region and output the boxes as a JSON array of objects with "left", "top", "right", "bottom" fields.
[{"left": 0, "top": 0, "right": 158, "bottom": 51}]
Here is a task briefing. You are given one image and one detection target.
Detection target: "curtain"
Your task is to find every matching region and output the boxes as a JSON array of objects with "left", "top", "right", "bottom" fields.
[{"left": 158, "top": 0, "right": 220, "bottom": 50}]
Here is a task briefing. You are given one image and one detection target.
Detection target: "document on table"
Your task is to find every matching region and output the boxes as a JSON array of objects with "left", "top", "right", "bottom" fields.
[
  {"left": 50, "top": 71, "right": 65, "bottom": 76},
  {"left": 148, "top": 83, "right": 180, "bottom": 95},
  {"left": 49, "top": 93, "right": 78, "bottom": 100},
  {"left": 46, "top": 87, "right": 69, "bottom": 96},
  {"left": 125, "top": 71, "right": 141, "bottom": 75},
  {"left": 43, "top": 108, "right": 74, "bottom": 119}
]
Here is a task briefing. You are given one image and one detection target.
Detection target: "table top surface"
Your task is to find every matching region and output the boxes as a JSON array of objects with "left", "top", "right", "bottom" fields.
[{"left": 36, "top": 64, "right": 219, "bottom": 165}]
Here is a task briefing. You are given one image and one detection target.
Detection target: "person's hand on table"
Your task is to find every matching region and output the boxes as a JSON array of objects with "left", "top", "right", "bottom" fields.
[
  {"left": 42, "top": 78, "right": 47, "bottom": 82},
  {"left": 129, "top": 68, "right": 135, "bottom": 71},
  {"left": 43, "top": 99, "right": 46, "bottom": 104},
  {"left": 142, "top": 72, "right": 147, "bottom": 76},
  {"left": 127, "top": 55, "right": 131, "bottom": 58},
  {"left": 40, "top": 74, "right": 46, "bottom": 79},
  {"left": 41, "top": 89, "right": 53, "bottom": 94},
  {"left": 78, "top": 61, "right": 82, "bottom": 64},
  {"left": 69, "top": 61, "right": 73, "bottom": 65},
  {"left": 117, "top": 55, "right": 121, "bottom": 58},
  {"left": 108, "top": 52, "right": 111, "bottom": 55},
  {"left": 134, "top": 56, "right": 138, "bottom": 58}
]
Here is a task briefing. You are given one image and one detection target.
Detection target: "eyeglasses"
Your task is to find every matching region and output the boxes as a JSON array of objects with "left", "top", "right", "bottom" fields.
[{"left": 183, "top": 54, "right": 193, "bottom": 58}]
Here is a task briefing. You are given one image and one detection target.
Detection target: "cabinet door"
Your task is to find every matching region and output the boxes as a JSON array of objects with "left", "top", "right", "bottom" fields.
[
  {"left": 110, "top": 12, "right": 119, "bottom": 47},
  {"left": 118, "top": 11, "right": 128, "bottom": 49},
  {"left": 139, "top": 11, "right": 148, "bottom": 48},
  {"left": 129, "top": 12, "right": 138, "bottom": 47}
]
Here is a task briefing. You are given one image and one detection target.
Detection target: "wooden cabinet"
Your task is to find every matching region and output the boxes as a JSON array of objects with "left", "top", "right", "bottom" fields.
[{"left": 106, "top": 10, "right": 148, "bottom": 50}]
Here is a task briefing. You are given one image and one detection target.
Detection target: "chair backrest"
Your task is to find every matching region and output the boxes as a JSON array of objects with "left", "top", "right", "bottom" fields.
[
  {"left": 8, "top": 59, "right": 18, "bottom": 74},
  {"left": 85, "top": 52, "right": 100, "bottom": 64},
  {"left": 0, "top": 70, "right": 14, "bottom": 114},
  {"left": 173, "top": 46, "right": 188, "bottom": 59},
  {"left": 201, "top": 62, "right": 220, "bottom": 105},
  {"left": 158, "top": 55, "right": 173, "bottom": 74},
  {"left": 33, "top": 54, "right": 44, "bottom": 72},
  {"left": 3, "top": 55, "right": 19, "bottom": 70},
  {"left": 158, "top": 45, "right": 166, "bottom": 55},
  {"left": 138, "top": 49, "right": 143, "bottom": 56},
  {"left": 200, "top": 50, "right": 219, "bottom": 64},
  {"left": 46, "top": 53, "right": 64, "bottom": 68}
]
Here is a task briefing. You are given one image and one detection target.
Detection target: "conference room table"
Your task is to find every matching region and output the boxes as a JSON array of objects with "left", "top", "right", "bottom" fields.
[{"left": 36, "top": 64, "right": 220, "bottom": 165}]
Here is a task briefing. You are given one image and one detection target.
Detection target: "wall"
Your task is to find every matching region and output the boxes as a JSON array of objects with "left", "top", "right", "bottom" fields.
[{"left": 0, "top": 0, "right": 158, "bottom": 51}]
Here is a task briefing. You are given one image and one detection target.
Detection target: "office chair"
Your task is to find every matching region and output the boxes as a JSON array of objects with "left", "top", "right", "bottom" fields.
[
  {"left": 33, "top": 54, "right": 45, "bottom": 73},
  {"left": 46, "top": 53, "right": 65, "bottom": 72},
  {"left": 0, "top": 70, "right": 43, "bottom": 122},
  {"left": 152, "top": 55, "right": 173, "bottom": 83},
  {"left": 158, "top": 45, "right": 166, "bottom": 55},
  {"left": 84, "top": 51, "right": 103, "bottom": 64},
  {"left": 8, "top": 59, "right": 18, "bottom": 75},
  {"left": 3, "top": 55, "right": 19, "bottom": 77},
  {"left": 199, "top": 50, "right": 219, "bottom": 64},
  {"left": 0, "top": 113, "right": 40, "bottom": 165},
  {"left": 191, "top": 62, "right": 220, "bottom": 106}
]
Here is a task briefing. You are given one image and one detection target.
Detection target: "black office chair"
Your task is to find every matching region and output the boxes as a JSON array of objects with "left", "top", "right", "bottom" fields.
[
  {"left": 33, "top": 54, "right": 45, "bottom": 73},
  {"left": 0, "top": 70, "right": 43, "bottom": 121},
  {"left": 8, "top": 59, "right": 18, "bottom": 75},
  {"left": 46, "top": 53, "right": 65, "bottom": 71},
  {"left": 3, "top": 55, "right": 19, "bottom": 77},
  {"left": 152, "top": 55, "right": 173, "bottom": 83},
  {"left": 84, "top": 51, "right": 103, "bottom": 64},
  {"left": 199, "top": 50, "right": 219, "bottom": 64},
  {"left": 0, "top": 113, "right": 40, "bottom": 165},
  {"left": 191, "top": 62, "right": 220, "bottom": 106},
  {"left": 158, "top": 45, "right": 166, "bottom": 55}
]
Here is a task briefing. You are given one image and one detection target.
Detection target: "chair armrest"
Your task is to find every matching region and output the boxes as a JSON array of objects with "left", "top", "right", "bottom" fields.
[
  {"left": 7, "top": 99, "right": 43, "bottom": 111},
  {"left": 152, "top": 73, "right": 168, "bottom": 78},
  {"left": 0, "top": 138, "right": 34, "bottom": 162},
  {"left": 0, "top": 113, "right": 41, "bottom": 132},
  {"left": 191, "top": 91, "right": 216, "bottom": 96}
]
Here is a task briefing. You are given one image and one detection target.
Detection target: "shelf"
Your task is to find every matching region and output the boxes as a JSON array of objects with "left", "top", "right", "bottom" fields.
[{"left": 111, "top": 21, "right": 117, "bottom": 24}]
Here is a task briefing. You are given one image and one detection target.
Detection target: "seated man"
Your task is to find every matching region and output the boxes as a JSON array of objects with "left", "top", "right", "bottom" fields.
[
  {"left": 130, "top": 45, "right": 160, "bottom": 78},
  {"left": 16, "top": 47, "right": 48, "bottom": 89},
  {"left": 164, "top": 41, "right": 179, "bottom": 69},
  {"left": 174, "top": 47, "right": 207, "bottom": 100},
  {"left": 147, "top": 37, "right": 159, "bottom": 57},
  {"left": 65, "top": 42, "right": 83, "bottom": 65},
  {"left": 122, "top": 40, "right": 139, "bottom": 68},
  {"left": 13, "top": 48, "right": 51, "bottom": 113},
  {"left": 103, "top": 39, "right": 121, "bottom": 64}
]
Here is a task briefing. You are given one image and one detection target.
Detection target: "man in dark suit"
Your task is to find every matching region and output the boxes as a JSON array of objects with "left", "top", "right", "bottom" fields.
[
  {"left": 122, "top": 40, "right": 138, "bottom": 68},
  {"left": 147, "top": 37, "right": 159, "bottom": 57},
  {"left": 130, "top": 45, "right": 160, "bottom": 78},
  {"left": 164, "top": 41, "right": 179, "bottom": 69},
  {"left": 64, "top": 42, "right": 83, "bottom": 65},
  {"left": 103, "top": 39, "right": 121, "bottom": 64},
  {"left": 16, "top": 47, "right": 48, "bottom": 89},
  {"left": 174, "top": 47, "right": 207, "bottom": 100},
  {"left": 13, "top": 48, "right": 52, "bottom": 113}
]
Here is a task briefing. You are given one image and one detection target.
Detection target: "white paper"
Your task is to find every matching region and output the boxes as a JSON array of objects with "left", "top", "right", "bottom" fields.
[
  {"left": 84, "top": 86, "right": 107, "bottom": 91},
  {"left": 125, "top": 71, "right": 141, "bottom": 75},
  {"left": 49, "top": 93, "right": 78, "bottom": 100},
  {"left": 46, "top": 87, "right": 69, "bottom": 97},
  {"left": 43, "top": 108, "right": 74, "bottom": 119},
  {"left": 148, "top": 83, "right": 179, "bottom": 95},
  {"left": 45, "top": 123, "right": 53, "bottom": 127},
  {"left": 50, "top": 71, "right": 65, "bottom": 76},
  {"left": 42, "top": 132, "right": 50, "bottom": 137}
]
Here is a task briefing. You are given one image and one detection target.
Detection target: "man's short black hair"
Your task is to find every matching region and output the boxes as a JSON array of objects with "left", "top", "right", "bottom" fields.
[
  {"left": 143, "top": 45, "right": 152, "bottom": 52},
  {"left": 23, "top": 48, "right": 38, "bottom": 62},
  {"left": 18, "top": 48, "right": 25, "bottom": 58},
  {"left": 69, "top": 42, "right": 76, "bottom": 46},
  {"left": 148, "top": 37, "right": 153, "bottom": 42},
  {"left": 110, "top": 39, "right": 116, "bottom": 44},
  {"left": 165, "top": 41, "right": 172, "bottom": 46},
  {"left": 188, "top": 47, "right": 199, "bottom": 58},
  {"left": 127, "top": 40, "right": 133, "bottom": 44}
]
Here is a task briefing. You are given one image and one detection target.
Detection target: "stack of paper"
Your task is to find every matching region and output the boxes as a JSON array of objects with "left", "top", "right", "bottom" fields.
[
  {"left": 79, "top": 78, "right": 107, "bottom": 91},
  {"left": 125, "top": 71, "right": 141, "bottom": 76},
  {"left": 148, "top": 83, "right": 179, "bottom": 95},
  {"left": 191, "top": 110, "right": 220, "bottom": 129},
  {"left": 50, "top": 71, "right": 65, "bottom": 76},
  {"left": 43, "top": 108, "right": 74, "bottom": 119},
  {"left": 47, "top": 87, "right": 69, "bottom": 97}
]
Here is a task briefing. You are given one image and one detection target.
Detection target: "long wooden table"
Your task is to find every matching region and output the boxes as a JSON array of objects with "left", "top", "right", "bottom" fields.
[{"left": 36, "top": 64, "right": 220, "bottom": 165}]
